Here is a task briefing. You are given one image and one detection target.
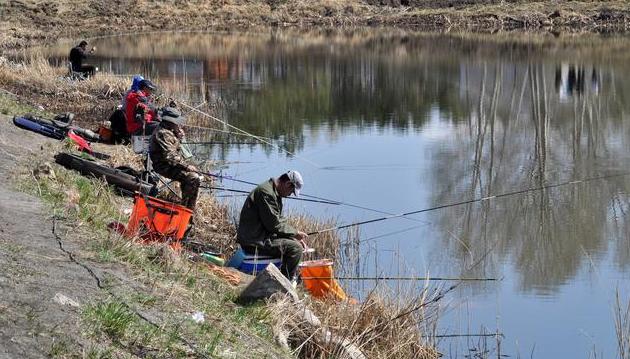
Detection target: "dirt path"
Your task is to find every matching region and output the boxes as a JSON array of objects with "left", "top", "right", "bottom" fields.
[{"left": 0, "top": 115, "right": 101, "bottom": 357}]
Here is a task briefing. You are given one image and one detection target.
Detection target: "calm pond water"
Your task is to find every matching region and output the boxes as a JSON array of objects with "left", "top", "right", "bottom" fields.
[{"left": 40, "top": 30, "right": 630, "bottom": 358}]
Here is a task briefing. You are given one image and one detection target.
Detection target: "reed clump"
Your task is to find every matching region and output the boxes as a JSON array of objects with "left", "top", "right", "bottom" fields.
[{"left": 269, "top": 287, "right": 440, "bottom": 358}]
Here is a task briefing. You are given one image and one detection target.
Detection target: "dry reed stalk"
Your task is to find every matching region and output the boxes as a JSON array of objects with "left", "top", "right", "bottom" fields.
[
  {"left": 102, "top": 144, "right": 145, "bottom": 170},
  {"left": 190, "top": 195, "right": 238, "bottom": 256},
  {"left": 616, "top": 289, "right": 630, "bottom": 359},
  {"left": 288, "top": 213, "right": 340, "bottom": 260},
  {"left": 268, "top": 285, "right": 440, "bottom": 359}
]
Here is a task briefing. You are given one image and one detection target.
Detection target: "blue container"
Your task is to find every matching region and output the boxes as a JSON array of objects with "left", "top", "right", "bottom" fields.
[{"left": 238, "top": 256, "right": 282, "bottom": 275}]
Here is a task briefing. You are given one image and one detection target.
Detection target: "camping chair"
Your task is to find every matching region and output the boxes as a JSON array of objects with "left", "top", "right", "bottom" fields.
[
  {"left": 67, "top": 62, "right": 87, "bottom": 81},
  {"left": 131, "top": 133, "right": 179, "bottom": 199}
]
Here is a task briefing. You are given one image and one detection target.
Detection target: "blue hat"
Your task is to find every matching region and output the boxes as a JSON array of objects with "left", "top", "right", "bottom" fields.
[{"left": 130, "top": 75, "right": 144, "bottom": 91}]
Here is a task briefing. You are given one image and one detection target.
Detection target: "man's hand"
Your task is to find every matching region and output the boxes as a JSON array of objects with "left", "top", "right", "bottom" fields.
[
  {"left": 90, "top": 47, "right": 96, "bottom": 53},
  {"left": 187, "top": 164, "right": 199, "bottom": 173},
  {"left": 294, "top": 231, "right": 308, "bottom": 248}
]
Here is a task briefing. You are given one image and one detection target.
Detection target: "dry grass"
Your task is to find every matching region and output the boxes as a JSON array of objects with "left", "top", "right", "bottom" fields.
[
  {"left": 0, "top": 54, "right": 126, "bottom": 125},
  {"left": 269, "top": 285, "right": 441, "bottom": 358},
  {"left": 3, "top": 0, "right": 630, "bottom": 54},
  {"left": 288, "top": 213, "right": 341, "bottom": 260}
]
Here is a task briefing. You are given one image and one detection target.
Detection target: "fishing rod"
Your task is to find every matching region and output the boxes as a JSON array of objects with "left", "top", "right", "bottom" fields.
[
  {"left": 307, "top": 171, "right": 630, "bottom": 236},
  {"left": 184, "top": 124, "right": 274, "bottom": 140},
  {"left": 300, "top": 276, "right": 499, "bottom": 281},
  {"left": 201, "top": 185, "right": 340, "bottom": 205},
  {"left": 197, "top": 171, "right": 430, "bottom": 225},
  {"left": 179, "top": 102, "right": 321, "bottom": 168},
  {"left": 427, "top": 333, "right": 503, "bottom": 339},
  {"left": 183, "top": 141, "right": 256, "bottom": 145}
]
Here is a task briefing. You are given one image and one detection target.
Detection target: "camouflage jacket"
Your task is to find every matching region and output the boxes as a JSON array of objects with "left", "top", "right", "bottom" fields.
[{"left": 149, "top": 128, "right": 188, "bottom": 173}]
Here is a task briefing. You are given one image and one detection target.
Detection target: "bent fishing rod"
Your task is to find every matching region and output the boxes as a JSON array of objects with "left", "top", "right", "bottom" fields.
[{"left": 307, "top": 171, "right": 630, "bottom": 236}]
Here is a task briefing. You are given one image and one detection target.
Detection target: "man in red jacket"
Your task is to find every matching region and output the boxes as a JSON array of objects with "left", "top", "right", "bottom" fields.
[{"left": 125, "top": 79, "right": 158, "bottom": 135}]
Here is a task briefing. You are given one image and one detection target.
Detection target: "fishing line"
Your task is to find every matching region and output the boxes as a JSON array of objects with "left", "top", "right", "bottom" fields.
[
  {"left": 202, "top": 185, "right": 340, "bottom": 205},
  {"left": 300, "top": 276, "right": 498, "bottom": 281},
  {"left": 183, "top": 141, "right": 256, "bottom": 145},
  {"left": 308, "top": 171, "right": 630, "bottom": 236},
  {"left": 197, "top": 170, "right": 432, "bottom": 225},
  {"left": 179, "top": 102, "right": 321, "bottom": 168}
]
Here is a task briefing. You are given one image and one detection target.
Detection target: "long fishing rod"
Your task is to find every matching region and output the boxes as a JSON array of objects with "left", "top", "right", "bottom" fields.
[
  {"left": 179, "top": 102, "right": 321, "bottom": 168},
  {"left": 183, "top": 141, "right": 255, "bottom": 145},
  {"left": 426, "top": 333, "right": 503, "bottom": 339},
  {"left": 197, "top": 171, "right": 430, "bottom": 225},
  {"left": 307, "top": 171, "right": 630, "bottom": 236},
  {"left": 184, "top": 124, "right": 274, "bottom": 140},
  {"left": 300, "top": 276, "right": 499, "bottom": 281},
  {"left": 202, "top": 185, "right": 340, "bottom": 205}
]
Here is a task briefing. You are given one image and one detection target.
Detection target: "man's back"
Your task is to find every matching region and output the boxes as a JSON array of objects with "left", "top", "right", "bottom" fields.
[{"left": 69, "top": 46, "right": 84, "bottom": 71}]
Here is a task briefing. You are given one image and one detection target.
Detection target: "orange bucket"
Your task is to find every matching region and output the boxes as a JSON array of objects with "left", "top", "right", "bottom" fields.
[
  {"left": 299, "top": 259, "right": 347, "bottom": 300},
  {"left": 124, "top": 193, "right": 192, "bottom": 248}
]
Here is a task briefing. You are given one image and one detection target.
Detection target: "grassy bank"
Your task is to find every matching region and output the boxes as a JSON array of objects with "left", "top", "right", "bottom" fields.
[{"left": 1, "top": 1, "right": 630, "bottom": 51}]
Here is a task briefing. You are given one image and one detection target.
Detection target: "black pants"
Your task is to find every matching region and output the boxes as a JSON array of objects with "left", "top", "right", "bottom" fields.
[
  {"left": 242, "top": 238, "right": 303, "bottom": 280},
  {"left": 78, "top": 65, "right": 96, "bottom": 78}
]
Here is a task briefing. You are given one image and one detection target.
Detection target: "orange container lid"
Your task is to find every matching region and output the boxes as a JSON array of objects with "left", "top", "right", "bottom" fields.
[{"left": 299, "top": 259, "right": 333, "bottom": 267}]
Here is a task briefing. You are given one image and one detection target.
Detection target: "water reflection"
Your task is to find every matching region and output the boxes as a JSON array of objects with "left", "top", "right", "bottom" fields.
[{"left": 555, "top": 63, "right": 600, "bottom": 100}]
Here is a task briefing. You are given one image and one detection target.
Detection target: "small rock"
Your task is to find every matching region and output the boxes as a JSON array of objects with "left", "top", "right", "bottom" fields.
[{"left": 53, "top": 293, "right": 80, "bottom": 307}]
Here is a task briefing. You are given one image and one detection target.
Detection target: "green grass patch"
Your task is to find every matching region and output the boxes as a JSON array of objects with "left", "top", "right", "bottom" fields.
[
  {"left": 0, "top": 92, "right": 46, "bottom": 117},
  {"left": 83, "top": 299, "right": 137, "bottom": 340}
]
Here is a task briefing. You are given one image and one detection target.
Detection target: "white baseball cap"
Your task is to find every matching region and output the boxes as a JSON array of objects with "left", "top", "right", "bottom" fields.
[{"left": 286, "top": 170, "right": 304, "bottom": 196}]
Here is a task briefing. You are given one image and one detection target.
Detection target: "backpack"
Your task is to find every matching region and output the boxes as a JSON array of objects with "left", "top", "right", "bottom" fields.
[{"left": 108, "top": 108, "right": 129, "bottom": 144}]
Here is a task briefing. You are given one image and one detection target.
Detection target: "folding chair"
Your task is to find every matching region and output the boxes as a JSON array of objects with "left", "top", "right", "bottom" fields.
[
  {"left": 131, "top": 134, "right": 180, "bottom": 199},
  {"left": 67, "top": 62, "right": 86, "bottom": 81}
]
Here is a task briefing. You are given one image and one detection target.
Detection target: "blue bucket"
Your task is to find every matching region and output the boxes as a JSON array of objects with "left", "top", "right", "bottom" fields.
[{"left": 238, "top": 255, "right": 282, "bottom": 275}]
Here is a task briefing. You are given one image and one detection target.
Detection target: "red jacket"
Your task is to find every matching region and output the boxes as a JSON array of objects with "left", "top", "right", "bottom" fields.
[{"left": 125, "top": 90, "right": 156, "bottom": 134}]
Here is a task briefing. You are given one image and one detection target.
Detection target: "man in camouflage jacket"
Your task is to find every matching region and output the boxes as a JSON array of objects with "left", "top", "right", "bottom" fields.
[{"left": 149, "top": 107, "right": 201, "bottom": 210}]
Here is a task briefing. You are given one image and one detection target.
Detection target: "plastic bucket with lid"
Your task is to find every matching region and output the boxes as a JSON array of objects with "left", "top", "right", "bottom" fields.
[
  {"left": 298, "top": 259, "right": 347, "bottom": 300},
  {"left": 124, "top": 193, "right": 192, "bottom": 248}
]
